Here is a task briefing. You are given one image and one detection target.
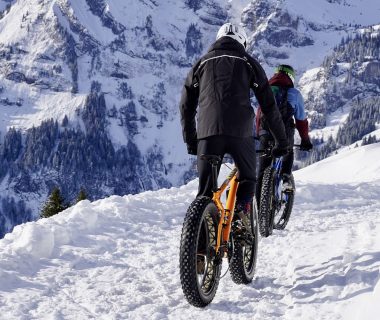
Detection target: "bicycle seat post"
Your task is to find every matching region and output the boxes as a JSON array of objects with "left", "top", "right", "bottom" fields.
[
  {"left": 200, "top": 154, "right": 221, "bottom": 193},
  {"left": 210, "top": 160, "right": 219, "bottom": 193}
]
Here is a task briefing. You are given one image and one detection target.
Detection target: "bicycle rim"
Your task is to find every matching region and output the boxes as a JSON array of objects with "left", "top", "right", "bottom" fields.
[{"left": 196, "top": 209, "right": 219, "bottom": 296}]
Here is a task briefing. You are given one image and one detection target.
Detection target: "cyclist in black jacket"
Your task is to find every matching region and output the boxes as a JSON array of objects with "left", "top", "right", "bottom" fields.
[{"left": 179, "top": 23, "right": 288, "bottom": 217}]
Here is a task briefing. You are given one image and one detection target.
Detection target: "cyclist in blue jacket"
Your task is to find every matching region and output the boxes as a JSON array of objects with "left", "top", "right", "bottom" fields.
[{"left": 256, "top": 65, "right": 313, "bottom": 198}]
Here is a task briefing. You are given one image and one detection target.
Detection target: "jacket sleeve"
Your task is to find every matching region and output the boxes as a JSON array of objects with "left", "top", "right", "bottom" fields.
[
  {"left": 248, "top": 57, "right": 288, "bottom": 146},
  {"left": 293, "top": 88, "right": 306, "bottom": 121},
  {"left": 292, "top": 88, "right": 310, "bottom": 140},
  {"left": 179, "top": 62, "right": 200, "bottom": 145},
  {"left": 295, "top": 119, "right": 310, "bottom": 141}
]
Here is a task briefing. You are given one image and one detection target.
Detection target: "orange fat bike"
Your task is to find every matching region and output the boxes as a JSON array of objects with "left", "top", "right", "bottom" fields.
[{"left": 179, "top": 155, "right": 259, "bottom": 307}]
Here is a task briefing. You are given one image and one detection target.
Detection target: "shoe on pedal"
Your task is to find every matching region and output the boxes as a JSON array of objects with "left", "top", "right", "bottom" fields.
[
  {"left": 232, "top": 201, "right": 254, "bottom": 245},
  {"left": 282, "top": 173, "right": 293, "bottom": 192},
  {"left": 233, "top": 201, "right": 251, "bottom": 233}
]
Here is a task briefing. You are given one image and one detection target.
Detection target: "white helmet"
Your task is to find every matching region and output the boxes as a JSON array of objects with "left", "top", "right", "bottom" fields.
[{"left": 216, "top": 23, "right": 248, "bottom": 49}]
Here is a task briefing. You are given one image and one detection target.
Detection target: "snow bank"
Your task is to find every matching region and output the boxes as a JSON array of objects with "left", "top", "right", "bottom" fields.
[
  {"left": 1, "top": 199, "right": 101, "bottom": 261},
  {"left": 295, "top": 142, "right": 380, "bottom": 184}
]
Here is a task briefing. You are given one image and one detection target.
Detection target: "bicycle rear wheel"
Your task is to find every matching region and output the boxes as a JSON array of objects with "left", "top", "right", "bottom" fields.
[
  {"left": 229, "top": 199, "right": 259, "bottom": 284},
  {"left": 179, "top": 196, "right": 221, "bottom": 307},
  {"left": 259, "top": 166, "right": 276, "bottom": 237},
  {"left": 273, "top": 173, "right": 295, "bottom": 230}
]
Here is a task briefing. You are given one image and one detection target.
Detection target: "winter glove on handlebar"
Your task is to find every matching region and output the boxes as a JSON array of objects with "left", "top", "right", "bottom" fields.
[
  {"left": 300, "top": 139, "right": 313, "bottom": 151},
  {"left": 272, "top": 144, "right": 289, "bottom": 157},
  {"left": 186, "top": 141, "right": 197, "bottom": 155}
]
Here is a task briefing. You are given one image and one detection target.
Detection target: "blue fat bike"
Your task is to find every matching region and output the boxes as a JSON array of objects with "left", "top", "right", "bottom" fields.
[{"left": 257, "top": 143, "right": 296, "bottom": 237}]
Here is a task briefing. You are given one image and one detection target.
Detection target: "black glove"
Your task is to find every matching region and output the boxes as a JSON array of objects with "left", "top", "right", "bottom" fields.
[
  {"left": 300, "top": 139, "right": 313, "bottom": 151},
  {"left": 186, "top": 141, "right": 197, "bottom": 155},
  {"left": 272, "top": 144, "right": 289, "bottom": 157}
]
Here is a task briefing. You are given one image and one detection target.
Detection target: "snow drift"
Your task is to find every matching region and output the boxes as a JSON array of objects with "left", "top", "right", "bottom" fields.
[{"left": 0, "top": 143, "right": 380, "bottom": 319}]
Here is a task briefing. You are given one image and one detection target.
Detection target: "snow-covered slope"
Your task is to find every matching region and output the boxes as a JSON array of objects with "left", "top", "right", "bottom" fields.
[
  {"left": 1, "top": 143, "right": 379, "bottom": 319},
  {"left": 295, "top": 142, "right": 380, "bottom": 184}
]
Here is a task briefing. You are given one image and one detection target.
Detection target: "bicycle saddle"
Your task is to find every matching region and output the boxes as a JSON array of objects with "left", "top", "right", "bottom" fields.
[{"left": 200, "top": 154, "right": 221, "bottom": 164}]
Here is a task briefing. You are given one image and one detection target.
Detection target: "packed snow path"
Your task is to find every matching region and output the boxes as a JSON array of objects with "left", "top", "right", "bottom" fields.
[{"left": 1, "top": 144, "right": 380, "bottom": 319}]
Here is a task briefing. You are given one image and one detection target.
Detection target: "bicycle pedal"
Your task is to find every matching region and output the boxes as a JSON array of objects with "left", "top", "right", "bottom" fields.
[{"left": 232, "top": 220, "right": 243, "bottom": 230}]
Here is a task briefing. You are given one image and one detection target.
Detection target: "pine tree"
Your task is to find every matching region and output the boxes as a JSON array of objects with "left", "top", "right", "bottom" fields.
[
  {"left": 76, "top": 188, "right": 87, "bottom": 203},
  {"left": 40, "top": 187, "right": 66, "bottom": 218},
  {"left": 61, "top": 115, "right": 69, "bottom": 127}
]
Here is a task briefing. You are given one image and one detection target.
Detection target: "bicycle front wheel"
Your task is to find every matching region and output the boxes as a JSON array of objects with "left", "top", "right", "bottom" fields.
[
  {"left": 179, "top": 196, "right": 221, "bottom": 307},
  {"left": 273, "top": 173, "right": 295, "bottom": 230}
]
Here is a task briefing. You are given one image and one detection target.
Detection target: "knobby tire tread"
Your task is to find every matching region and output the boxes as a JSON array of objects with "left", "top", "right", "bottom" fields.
[
  {"left": 259, "top": 166, "right": 275, "bottom": 237},
  {"left": 179, "top": 196, "right": 220, "bottom": 308}
]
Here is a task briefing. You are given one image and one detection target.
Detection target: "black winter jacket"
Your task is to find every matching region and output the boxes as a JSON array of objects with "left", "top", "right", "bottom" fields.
[{"left": 179, "top": 37, "right": 287, "bottom": 146}]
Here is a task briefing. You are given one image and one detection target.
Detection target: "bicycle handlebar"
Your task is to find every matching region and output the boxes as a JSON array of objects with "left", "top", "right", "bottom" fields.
[{"left": 256, "top": 144, "right": 311, "bottom": 158}]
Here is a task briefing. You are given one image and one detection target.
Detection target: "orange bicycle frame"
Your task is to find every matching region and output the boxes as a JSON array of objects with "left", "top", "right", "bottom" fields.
[{"left": 212, "top": 167, "right": 239, "bottom": 254}]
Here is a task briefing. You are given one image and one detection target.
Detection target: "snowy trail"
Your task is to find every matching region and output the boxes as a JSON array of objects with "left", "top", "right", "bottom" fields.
[{"left": 1, "top": 145, "right": 380, "bottom": 319}]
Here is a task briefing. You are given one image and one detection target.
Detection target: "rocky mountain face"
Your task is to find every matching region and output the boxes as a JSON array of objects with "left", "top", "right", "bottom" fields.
[
  {"left": 298, "top": 25, "right": 380, "bottom": 127},
  {"left": 0, "top": 0, "right": 379, "bottom": 237},
  {"left": 300, "top": 26, "right": 380, "bottom": 163}
]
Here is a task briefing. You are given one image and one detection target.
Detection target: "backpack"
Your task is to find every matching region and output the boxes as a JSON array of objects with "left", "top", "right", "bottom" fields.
[{"left": 260, "top": 85, "right": 294, "bottom": 131}]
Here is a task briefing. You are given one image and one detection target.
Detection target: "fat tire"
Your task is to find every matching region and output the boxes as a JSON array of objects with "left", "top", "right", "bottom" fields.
[
  {"left": 273, "top": 174, "right": 295, "bottom": 230},
  {"left": 229, "top": 199, "right": 259, "bottom": 284},
  {"left": 259, "top": 166, "right": 276, "bottom": 237},
  {"left": 179, "top": 196, "right": 221, "bottom": 307}
]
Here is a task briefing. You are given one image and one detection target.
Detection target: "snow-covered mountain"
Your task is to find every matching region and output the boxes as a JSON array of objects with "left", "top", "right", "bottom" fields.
[
  {"left": 0, "top": 142, "right": 379, "bottom": 319},
  {"left": 243, "top": 0, "right": 380, "bottom": 163},
  {"left": 0, "top": 0, "right": 240, "bottom": 236},
  {"left": 0, "top": 0, "right": 379, "bottom": 237}
]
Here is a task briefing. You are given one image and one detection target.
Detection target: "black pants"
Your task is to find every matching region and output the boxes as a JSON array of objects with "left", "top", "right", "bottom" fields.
[
  {"left": 256, "top": 126, "right": 295, "bottom": 204},
  {"left": 197, "top": 135, "right": 256, "bottom": 204}
]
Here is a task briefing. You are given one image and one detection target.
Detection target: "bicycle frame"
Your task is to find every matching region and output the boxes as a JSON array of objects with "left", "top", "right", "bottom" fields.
[{"left": 211, "top": 166, "right": 239, "bottom": 255}]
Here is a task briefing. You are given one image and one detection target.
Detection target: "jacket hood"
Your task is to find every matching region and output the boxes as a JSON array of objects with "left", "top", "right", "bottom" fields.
[{"left": 269, "top": 72, "right": 294, "bottom": 88}]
